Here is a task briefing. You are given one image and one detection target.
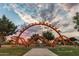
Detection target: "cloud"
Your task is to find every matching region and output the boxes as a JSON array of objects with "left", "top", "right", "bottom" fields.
[
  {"left": 61, "top": 3, "right": 78, "bottom": 9},
  {"left": 8, "top": 4, "right": 79, "bottom": 33},
  {"left": 9, "top": 4, "right": 39, "bottom": 24}
]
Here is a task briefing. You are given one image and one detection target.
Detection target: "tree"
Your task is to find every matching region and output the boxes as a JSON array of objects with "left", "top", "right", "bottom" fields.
[
  {"left": 31, "top": 34, "right": 39, "bottom": 41},
  {"left": 0, "top": 15, "right": 17, "bottom": 44},
  {"left": 73, "top": 12, "right": 79, "bottom": 31},
  {"left": 69, "top": 37, "right": 77, "bottom": 41},
  {"left": 42, "top": 31, "right": 55, "bottom": 41}
]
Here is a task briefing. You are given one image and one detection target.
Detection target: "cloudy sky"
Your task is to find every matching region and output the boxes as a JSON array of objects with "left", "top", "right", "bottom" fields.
[{"left": 0, "top": 3, "right": 79, "bottom": 33}]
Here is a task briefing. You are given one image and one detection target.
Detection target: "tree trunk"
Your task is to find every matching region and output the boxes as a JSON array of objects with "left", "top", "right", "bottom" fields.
[{"left": 0, "top": 35, "right": 6, "bottom": 47}]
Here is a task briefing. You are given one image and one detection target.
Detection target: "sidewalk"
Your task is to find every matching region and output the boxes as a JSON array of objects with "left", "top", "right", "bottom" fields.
[{"left": 23, "top": 48, "right": 57, "bottom": 56}]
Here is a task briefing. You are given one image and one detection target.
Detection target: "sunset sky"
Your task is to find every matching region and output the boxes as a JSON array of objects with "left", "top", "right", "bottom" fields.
[{"left": 0, "top": 3, "right": 79, "bottom": 33}]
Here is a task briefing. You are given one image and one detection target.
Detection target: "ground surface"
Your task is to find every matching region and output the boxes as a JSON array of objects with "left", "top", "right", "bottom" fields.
[
  {"left": 0, "top": 46, "right": 31, "bottom": 56},
  {"left": 1, "top": 45, "right": 79, "bottom": 56},
  {"left": 49, "top": 45, "right": 79, "bottom": 56},
  {"left": 23, "top": 48, "right": 57, "bottom": 56}
]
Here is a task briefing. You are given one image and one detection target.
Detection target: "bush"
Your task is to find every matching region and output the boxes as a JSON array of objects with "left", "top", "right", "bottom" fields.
[
  {"left": 42, "top": 31, "right": 55, "bottom": 41},
  {"left": 1, "top": 40, "right": 11, "bottom": 45},
  {"left": 69, "top": 37, "right": 77, "bottom": 41}
]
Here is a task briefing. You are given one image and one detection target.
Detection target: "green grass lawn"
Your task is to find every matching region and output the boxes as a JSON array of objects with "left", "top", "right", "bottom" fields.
[
  {"left": 0, "top": 46, "right": 31, "bottom": 56},
  {"left": 49, "top": 45, "right": 79, "bottom": 56}
]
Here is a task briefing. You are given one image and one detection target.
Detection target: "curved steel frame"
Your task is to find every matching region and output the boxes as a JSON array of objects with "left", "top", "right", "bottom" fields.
[{"left": 12, "top": 22, "right": 76, "bottom": 47}]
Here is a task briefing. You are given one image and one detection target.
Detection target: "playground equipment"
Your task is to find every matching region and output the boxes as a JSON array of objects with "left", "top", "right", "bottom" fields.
[{"left": 11, "top": 22, "right": 77, "bottom": 47}]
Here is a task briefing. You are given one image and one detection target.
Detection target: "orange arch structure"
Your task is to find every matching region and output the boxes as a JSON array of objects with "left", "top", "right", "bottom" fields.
[
  {"left": 51, "top": 35, "right": 77, "bottom": 47},
  {"left": 18, "top": 22, "right": 62, "bottom": 39},
  {"left": 12, "top": 22, "right": 76, "bottom": 47}
]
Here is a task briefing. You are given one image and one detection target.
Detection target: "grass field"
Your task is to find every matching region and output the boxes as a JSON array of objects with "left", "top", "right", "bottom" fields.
[
  {"left": 0, "top": 46, "right": 31, "bottom": 56},
  {"left": 49, "top": 45, "right": 79, "bottom": 56}
]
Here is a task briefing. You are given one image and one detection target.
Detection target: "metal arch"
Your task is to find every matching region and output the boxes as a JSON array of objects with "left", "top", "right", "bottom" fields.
[
  {"left": 17, "top": 22, "right": 63, "bottom": 40},
  {"left": 13, "top": 22, "right": 67, "bottom": 47},
  {"left": 11, "top": 22, "right": 77, "bottom": 47}
]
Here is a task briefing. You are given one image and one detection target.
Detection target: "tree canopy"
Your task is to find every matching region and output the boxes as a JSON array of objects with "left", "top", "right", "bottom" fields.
[
  {"left": 73, "top": 12, "right": 79, "bottom": 31},
  {"left": 42, "top": 31, "right": 55, "bottom": 41},
  {"left": 0, "top": 15, "right": 17, "bottom": 44},
  {"left": 0, "top": 15, "right": 17, "bottom": 36}
]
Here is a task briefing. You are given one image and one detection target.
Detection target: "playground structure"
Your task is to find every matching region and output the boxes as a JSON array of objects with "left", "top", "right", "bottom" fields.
[{"left": 11, "top": 22, "right": 77, "bottom": 47}]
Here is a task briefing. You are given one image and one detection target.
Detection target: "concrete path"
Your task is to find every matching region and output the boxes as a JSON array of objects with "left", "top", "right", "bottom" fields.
[{"left": 23, "top": 48, "right": 57, "bottom": 56}]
